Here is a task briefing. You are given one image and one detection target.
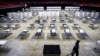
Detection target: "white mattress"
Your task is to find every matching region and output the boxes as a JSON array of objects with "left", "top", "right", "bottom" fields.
[
  {"left": 97, "top": 40, "right": 100, "bottom": 43},
  {"left": 94, "top": 24, "right": 98, "bottom": 27},
  {"left": 51, "top": 25, "right": 55, "bottom": 27},
  {"left": 11, "top": 19, "right": 13, "bottom": 20},
  {"left": 3, "top": 25, "right": 7, "bottom": 27},
  {"left": 64, "top": 25, "right": 67, "bottom": 27},
  {"left": 92, "top": 19, "right": 95, "bottom": 21},
  {"left": 79, "top": 29, "right": 84, "bottom": 33},
  {"left": 51, "top": 29, "right": 56, "bottom": 33},
  {"left": 37, "top": 29, "right": 42, "bottom": 32},
  {"left": 52, "top": 19, "right": 56, "bottom": 20},
  {"left": 0, "top": 40, "right": 7, "bottom": 45},
  {"left": 87, "top": 17, "right": 90, "bottom": 19},
  {"left": 24, "top": 19, "right": 26, "bottom": 20},
  {"left": 23, "top": 29, "right": 28, "bottom": 32},
  {"left": 65, "top": 29, "right": 70, "bottom": 33},
  {"left": 4, "top": 29, "right": 11, "bottom": 32}
]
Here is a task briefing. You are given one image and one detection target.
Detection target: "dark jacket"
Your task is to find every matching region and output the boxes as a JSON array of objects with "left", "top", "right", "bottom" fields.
[{"left": 72, "top": 40, "right": 80, "bottom": 52}]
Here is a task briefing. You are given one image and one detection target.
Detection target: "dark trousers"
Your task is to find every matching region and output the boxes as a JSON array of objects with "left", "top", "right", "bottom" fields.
[{"left": 71, "top": 51, "right": 79, "bottom": 56}]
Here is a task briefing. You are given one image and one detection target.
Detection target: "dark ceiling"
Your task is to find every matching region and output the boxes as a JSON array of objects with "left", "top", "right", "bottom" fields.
[{"left": 0, "top": 0, "right": 100, "bottom": 9}]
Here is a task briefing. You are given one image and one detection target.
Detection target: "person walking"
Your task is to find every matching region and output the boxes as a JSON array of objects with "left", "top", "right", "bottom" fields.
[
  {"left": 66, "top": 40, "right": 80, "bottom": 56},
  {"left": 71, "top": 40, "right": 80, "bottom": 56}
]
